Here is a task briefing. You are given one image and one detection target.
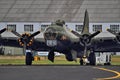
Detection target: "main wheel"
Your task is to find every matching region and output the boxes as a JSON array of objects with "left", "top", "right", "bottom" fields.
[
  {"left": 104, "top": 62, "right": 111, "bottom": 65},
  {"left": 26, "top": 52, "right": 32, "bottom": 65},
  {"left": 89, "top": 52, "right": 96, "bottom": 65},
  {"left": 80, "top": 59, "right": 84, "bottom": 65}
]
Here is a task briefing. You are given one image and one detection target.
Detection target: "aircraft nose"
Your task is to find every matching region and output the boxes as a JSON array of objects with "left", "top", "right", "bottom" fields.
[
  {"left": 44, "top": 28, "right": 58, "bottom": 40},
  {"left": 44, "top": 32, "right": 57, "bottom": 40}
]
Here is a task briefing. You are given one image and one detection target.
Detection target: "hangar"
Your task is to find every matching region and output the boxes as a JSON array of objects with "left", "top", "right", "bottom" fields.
[
  {"left": 0, "top": 0, "right": 120, "bottom": 22},
  {"left": 0, "top": 0, "right": 120, "bottom": 55},
  {"left": 0, "top": 0, "right": 120, "bottom": 32}
]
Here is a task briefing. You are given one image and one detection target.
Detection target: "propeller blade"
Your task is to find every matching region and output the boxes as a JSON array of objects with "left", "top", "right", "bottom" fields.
[
  {"left": 29, "top": 31, "right": 40, "bottom": 39},
  {"left": 11, "top": 30, "right": 22, "bottom": 38},
  {"left": 88, "top": 31, "right": 101, "bottom": 39},
  {"left": 82, "top": 9, "right": 89, "bottom": 34},
  {"left": 83, "top": 43, "right": 87, "bottom": 58},
  {"left": 23, "top": 41, "right": 27, "bottom": 55},
  {"left": 71, "top": 30, "right": 81, "bottom": 37},
  {"left": 0, "top": 28, "right": 6, "bottom": 34},
  {"left": 48, "top": 49, "right": 55, "bottom": 62},
  {"left": 107, "top": 29, "right": 117, "bottom": 36}
]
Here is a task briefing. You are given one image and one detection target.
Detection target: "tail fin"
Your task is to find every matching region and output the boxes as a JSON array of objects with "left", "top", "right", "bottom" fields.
[{"left": 81, "top": 9, "right": 90, "bottom": 34}]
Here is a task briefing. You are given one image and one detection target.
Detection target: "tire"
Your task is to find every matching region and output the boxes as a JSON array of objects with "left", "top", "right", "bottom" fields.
[
  {"left": 26, "top": 52, "right": 32, "bottom": 65},
  {"left": 80, "top": 59, "right": 84, "bottom": 65},
  {"left": 104, "top": 63, "right": 111, "bottom": 65},
  {"left": 107, "top": 63, "right": 111, "bottom": 65},
  {"left": 89, "top": 52, "right": 96, "bottom": 65}
]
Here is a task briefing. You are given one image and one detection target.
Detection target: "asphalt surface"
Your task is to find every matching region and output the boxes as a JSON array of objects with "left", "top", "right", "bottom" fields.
[{"left": 0, "top": 65, "right": 120, "bottom": 80}]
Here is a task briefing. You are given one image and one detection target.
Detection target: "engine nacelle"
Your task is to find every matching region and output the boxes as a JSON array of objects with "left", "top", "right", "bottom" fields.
[
  {"left": 80, "top": 34, "right": 91, "bottom": 46},
  {"left": 18, "top": 33, "right": 33, "bottom": 46}
]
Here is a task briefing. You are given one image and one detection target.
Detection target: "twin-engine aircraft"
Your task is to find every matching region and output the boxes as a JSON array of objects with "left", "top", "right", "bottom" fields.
[{"left": 0, "top": 10, "right": 120, "bottom": 65}]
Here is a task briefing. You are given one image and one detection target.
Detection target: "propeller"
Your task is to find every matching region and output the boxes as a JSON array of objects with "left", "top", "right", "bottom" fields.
[
  {"left": 72, "top": 30, "right": 100, "bottom": 45},
  {"left": 11, "top": 30, "right": 40, "bottom": 39},
  {"left": 71, "top": 30, "right": 100, "bottom": 57},
  {"left": 88, "top": 31, "right": 101, "bottom": 39},
  {"left": 29, "top": 31, "right": 41, "bottom": 39},
  {"left": 107, "top": 29, "right": 118, "bottom": 36},
  {"left": 0, "top": 28, "right": 6, "bottom": 34},
  {"left": 11, "top": 30, "right": 22, "bottom": 38},
  {"left": 11, "top": 30, "right": 40, "bottom": 54}
]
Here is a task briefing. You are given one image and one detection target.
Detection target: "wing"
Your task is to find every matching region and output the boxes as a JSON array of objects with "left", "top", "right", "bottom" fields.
[
  {"left": 0, "top": 29, "right": 19, "bottom": 47},
  {"left": 0, "top": 31, "right": 50, "bottom": 51},
  {"left": 92, "top": 32, "right": 120, "bottom": 52}
]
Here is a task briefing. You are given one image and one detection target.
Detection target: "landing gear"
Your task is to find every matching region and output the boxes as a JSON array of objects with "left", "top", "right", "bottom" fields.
[
  {"left": 89, "top": 52, "right": 96, "bottom": 65},
  {"left": 104, "top": 62, "right": 111, "bottom": 65},
  {"left": 48, "top": 48, "right": 55, "bottom": 62},
  {"left": 80, "top": 58, "right": 84, "bottom": 65},
  {"left": 26, "top": 52, "right": 33, "bottom": 65}
]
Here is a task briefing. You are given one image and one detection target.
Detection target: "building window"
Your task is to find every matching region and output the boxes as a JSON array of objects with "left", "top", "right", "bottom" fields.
[
  {"left": 75, "top": 25, "right": 83, "bottom": 32},
  {"left": 110, "top": 25, "right": 119, "bottom": 32},
  {"left": 7, "top": 24, "right": 16, "bottom": 31},
  {"left": 93, "top": 25, "right": 102, "bottom": 32},
  {"left": 24, "top": 25, "right": 33, "bottom": 32},
  {"left": 41, "top": 25, "right": 50, "bottom": 31}
]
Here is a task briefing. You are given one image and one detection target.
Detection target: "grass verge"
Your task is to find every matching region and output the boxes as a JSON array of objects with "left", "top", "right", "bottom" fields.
[{"left": 0, "top": 55, "right": 119, "bottom": 65}]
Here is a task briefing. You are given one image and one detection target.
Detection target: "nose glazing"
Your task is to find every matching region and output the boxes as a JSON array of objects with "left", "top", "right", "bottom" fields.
[{"left": 44, "top": 28, "right": 57, "bottom": 40}]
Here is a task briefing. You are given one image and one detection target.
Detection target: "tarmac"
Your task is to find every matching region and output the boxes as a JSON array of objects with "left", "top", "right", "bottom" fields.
[{"left": 0, "top": 65, "right": 120, "bottom": 80}]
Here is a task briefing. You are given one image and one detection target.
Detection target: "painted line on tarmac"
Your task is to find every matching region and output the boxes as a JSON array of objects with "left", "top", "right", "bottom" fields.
[{"left": 93, "top": 67, "right": 120, "bottom": 80}]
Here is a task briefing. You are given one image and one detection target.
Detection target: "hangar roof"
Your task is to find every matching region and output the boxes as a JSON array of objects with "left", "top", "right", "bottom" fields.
[{"left": 0, "top": 0, "right": 120, "bottom": 22}]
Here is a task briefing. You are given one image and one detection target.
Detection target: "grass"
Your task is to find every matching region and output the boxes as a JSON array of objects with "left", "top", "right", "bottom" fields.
[
  {"left": 0, "top": 59, "right": 80, "bottom": 65},
  {"left": 0, "top": 55, "right": 119, "bottom": 65},
  {"left": 0, "top": 55, "right": 80, "bottom": 65},
  {"left": 111, "top": 55, "right": 120, "bottom": 65}
]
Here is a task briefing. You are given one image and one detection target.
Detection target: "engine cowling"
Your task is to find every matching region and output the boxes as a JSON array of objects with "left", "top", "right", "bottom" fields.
[
  {"left": 18, "top": 33, "right": 33, "bottom": 46},
  {"left": 80, "top": 34, "right": 91, "bottom": 46}
]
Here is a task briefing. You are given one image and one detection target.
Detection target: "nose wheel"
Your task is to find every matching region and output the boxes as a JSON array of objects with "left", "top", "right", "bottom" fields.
[{"left": 79, "top": 50, "right": 96, "bottom": 65}]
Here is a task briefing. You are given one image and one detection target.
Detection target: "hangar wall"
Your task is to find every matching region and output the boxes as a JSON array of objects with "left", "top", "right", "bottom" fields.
[
  {"left": 0, "top": 46, "right": 23, "bottom": 55},
  {"left": 0, "top": 0, "right": 120, "bottom": 22}
]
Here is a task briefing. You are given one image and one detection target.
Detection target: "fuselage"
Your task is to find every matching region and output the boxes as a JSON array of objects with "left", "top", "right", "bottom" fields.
[{"left": 44, "top": 23, "right": 72, "bottom": 53}]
